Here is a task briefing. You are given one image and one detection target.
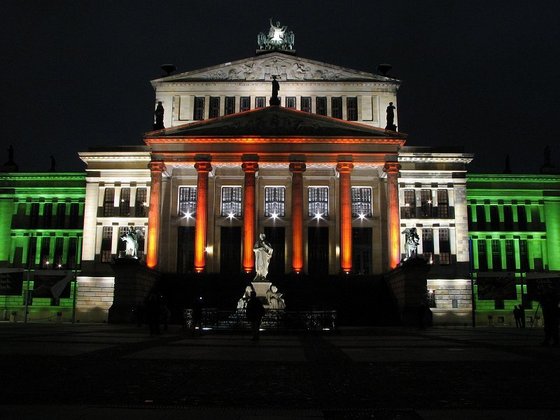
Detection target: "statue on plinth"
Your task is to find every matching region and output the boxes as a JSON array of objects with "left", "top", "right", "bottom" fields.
[
  {"left": 253, "top": 233, "right": 273, "bottom": 281},
  {"left": 385, "top": 102, "right": 397, "bottom": 131},
  {"left": 153, "top": 101, "right": 164, "bottom": 130},
  {"left": 402, "top": 227, "right": 420, "bottom": 260},
  {"left": 270, "top": 76, "right": 280, "bottom": 106}
]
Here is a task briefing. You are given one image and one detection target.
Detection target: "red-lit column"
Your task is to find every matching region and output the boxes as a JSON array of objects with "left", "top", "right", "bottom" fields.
[
  {"left": 384, "top": 161, "right": 401, "bottom": 268},
  {"left": 146, "top": 161, "right": 166, "bottom": 269},
  {"left": 290, "top": 161, "right": 306, "bottom": 273},
  {"left": 337, "top": 161, "right": 354, "bottom": 273},
  {"left": 242, "top": 156, "right": 259, "bottom": 273},
  {"left": 194, "top": 159, "right": 212, "bottom": 273}
]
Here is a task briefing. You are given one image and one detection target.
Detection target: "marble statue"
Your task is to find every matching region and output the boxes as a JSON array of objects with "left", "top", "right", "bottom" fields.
[
  {"left": 153, "top": 101, "right": 164, "bottom": 130},
  {"left": 270, "top": 75, "right": 280, "bottom": 106},
  {"left": 120, "top": 227, "right": 142, "bottom": 258},
  {"left": 386, "top": 102, "right": 396, "bottom": 130},
  {"left": 257, "top": 19, "right": 295, "bottom": 51},
  {"left": 266, "top": 285, "right": 286, "bottom": 310},
  {"left": 402, "top": 227, "right": 420, "bottom": 260},
  {"left": 237, "top": 286, "right": 253, "bottom": 309},
  {"left": 253, "top": 233, "right": 273, "bottom": 281}
]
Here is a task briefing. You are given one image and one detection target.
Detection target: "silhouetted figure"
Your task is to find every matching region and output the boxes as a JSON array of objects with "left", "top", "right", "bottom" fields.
[
  {"left": 503, "top": 154, "right": 512, "bottom": 173},
  {"left": 49, "top": 155, "right": 56, "bottom": 172},
  {"left": 385, "top": 102, "right": 396, "bottom": 131},
  {"left": 1, "top": 145, "right": 18, "bottom": 172},
  {"left": 513, "top": 305, "right": 522, "bottom": 328},
  {"left": 269, "top": 76, "right": 280, "bottom": 106},
  {"left": 145, "top": 291, "right": 161, "bottom": 335},
  {"left": 246, "top": 291, "right": 265, "bottom": 341},
  {"left": 540, "top": 294, "right": 559, "bottom": 346},
  {"left": 191, "top": 296, "right": 203, "bottom": 335},
  {"left": 153, "top": 101, "right": 164, "bottom": 130}
]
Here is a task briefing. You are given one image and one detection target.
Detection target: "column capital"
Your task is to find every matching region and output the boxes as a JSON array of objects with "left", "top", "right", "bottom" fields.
[
  {"left": 242, "top": 161, "right": 259, "bottom": 173},
  {"left": 148, "top": 160, "right": 166, "bottom": 173},
  {"left": 383, "top": 161, "right": 401, "bottom": 174},
  {"left": 289, "top": 162, "right": 306, "bottom": 173},
  {"left": 336, "top": 161, "right": 354, "bottom": 174},
  {"left": 194, "top": 161, "right": 213, "bottom": 173}
]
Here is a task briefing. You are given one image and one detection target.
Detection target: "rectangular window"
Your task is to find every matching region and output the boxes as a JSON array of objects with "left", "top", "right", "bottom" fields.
[
  {"left": 505, "top": 239, "right": 515, "bottom": 270},
  {"left": 69, "top": 203, "right": 81, "bottom": 229},
  {"left": 255, "top": 96, "right": 266, "bottom": 108},
  {"left": 347, "top": 97, "right": 358, "bottom": 121},
  {"left": 135, "top": 188, "right": 148, "bottom": 217},
  {"left": 420, "top": 190, "right": 433, "bottom": 218},
  {"left": 439, "top": 228, "right": 451, "bottom": 265},
  {"left": 490, "top": 205, "right": 500, "bottom": 230},
  {"left": 119, "top": 188, "right": 131, "bottom": 217},
  {"left": 30, "top": 203, "right": 40, "bottom": 228},
  {"left": 103, "top": 188, "right": 115, "bottom": 217},
  {"left": 504, "top": 206, "right": 514, "bottom": 230},
  {"left": 316, "top": 97, "right": 327, "bottom": 116},
  {"left": 68, "top": 237, "right": 78, "bottom": 269},
  {"left": 27, "top": 237, "right": 37, "bottom": 268},
  {"left": 56, "top": 203, "right": 66, "bottom": 228},
  {"left": 178, "top": 186, "right": 197, "bottom": 216},
  {"left": 351, "top": 187, "right": 372, "bottom": 217},
  {"left": 477, "top": 240, "right": 488, "bottom": 271},
  {"left": 331, "top": 97, "right": 342, "bottom": 119},
  {"left": 519, "top": 239, "right": 529, "bottom": 270},
  {"left": 491, "top": 239, "right": 502, "bottom": 271},
  {"left": 209, "top": 97, "right": 220, "bottom": 118},
  {"left": 517, "top": 207, "right": 527, "bottom": 230},
  {"left": 403, "top": 189, "right": 416, "bottom": 218},
  {"left": 43, "top": 203, "right": 53, "bottom": 228},
  {"left": 240, "top": 96, "right": 250, "bottom": 112},
  {"left": 286, "top": 97, "right": 296, "bottom": 109},
  {"left": 301, "top": 97, "right": 311, "bottom": 113},
  {"left": 476, "top": 206, "right": 486, "bottom": 228},
  {"left": 264, "top": 187, "right": 286, "bottom": 217},
  {"left": 221, "top": 186, "right": 242, "bottom": 217},
  {"left": 308, "top": 187, "right": 329, "bottom": 217},
  {"left": 422, "top": 228, "right": 434, "bottom": 258},
  {"left": 193, "top": 96, "right": 205, "bottom": 120},
  {"left": 40, "top": 237, "right": 50, "bottom": 268},
  {"left": 53, "top": 237, "right": 64, "bottom": 267},
  {"left": 225, "top": 97, "right": 236, "bottom": 115},
  {"left": 437, "top": 190, "right": 449, "bottom": 218},
  {"left": 101, "top": 227, "right": 113, "bottom": 263}
]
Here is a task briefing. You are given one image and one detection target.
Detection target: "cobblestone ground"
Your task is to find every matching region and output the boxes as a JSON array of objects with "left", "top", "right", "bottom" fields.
[{"left": 0, "top": 324, "right": 559, "bottom": 414}]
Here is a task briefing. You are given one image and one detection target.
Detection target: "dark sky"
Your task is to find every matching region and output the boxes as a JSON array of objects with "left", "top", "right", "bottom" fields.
[{"left": 2, "top": 0, "right": 559, "bottom": 173}]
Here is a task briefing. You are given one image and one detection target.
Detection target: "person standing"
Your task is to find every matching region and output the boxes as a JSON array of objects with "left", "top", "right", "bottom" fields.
[
  {"left": 513, "top": 305, "right": 522, "bottom": 328},
  {"left": 246, "top": 291, "right": 265, "bottom": 341}
]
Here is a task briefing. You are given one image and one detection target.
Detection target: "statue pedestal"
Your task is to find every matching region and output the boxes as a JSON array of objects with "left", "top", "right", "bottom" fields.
[{"left": 251, "top": 281, "right": 272, "bottom": 299}]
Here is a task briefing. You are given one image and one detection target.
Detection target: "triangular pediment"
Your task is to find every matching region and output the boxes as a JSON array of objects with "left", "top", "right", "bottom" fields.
[
  {"left": 152, "top": 52, "right": 398, "bottom": 83},
  {"left": 145, "top": 106, "right": 407, "bottom": 139}
]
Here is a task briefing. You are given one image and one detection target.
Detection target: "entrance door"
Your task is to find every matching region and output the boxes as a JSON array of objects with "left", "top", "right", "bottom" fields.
[
  {"left": 177, "top": 227, "right": 195, "bottom": 274},
  {"left": 220, "top": 226, "right": 241, "bottom": 274},
  {"left": 308, "top": 227, "right": 329, "bottom": 276},
  {"left": 264, "top": 226, "right": 285, "bottom": 275},
  {"left": 352, "top": 228, "right": 372, "bottom": 275}
]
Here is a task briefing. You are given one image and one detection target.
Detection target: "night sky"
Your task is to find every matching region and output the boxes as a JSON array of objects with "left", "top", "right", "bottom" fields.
[{"left": 2, "top": 0, "right": 559, "bottom": 173}]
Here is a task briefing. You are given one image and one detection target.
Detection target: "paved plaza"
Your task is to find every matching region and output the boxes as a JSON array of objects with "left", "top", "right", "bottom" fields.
[{"left": 0, "top": 323, "right": 559, "bottom": 419}]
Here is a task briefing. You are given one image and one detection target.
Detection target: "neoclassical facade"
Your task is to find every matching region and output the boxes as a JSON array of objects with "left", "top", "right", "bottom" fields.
[{"left": 76, "top": 45, "right": 473, "bottom": 324}]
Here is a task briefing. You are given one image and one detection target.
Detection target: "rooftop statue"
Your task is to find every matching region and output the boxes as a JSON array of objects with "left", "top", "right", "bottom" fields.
[{"left": 257, "top": 19, "right": 295, "bottom": 52}]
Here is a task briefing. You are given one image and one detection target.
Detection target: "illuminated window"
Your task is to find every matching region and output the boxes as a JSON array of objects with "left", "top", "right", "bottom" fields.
[
  {"left": 209, "top": 97, "right": 220, "bottom": 118},
  {"left": 301, "top": 97, "right": 311, "bottom": 113},
  {"left": 255, "top": 97, "right": 266, "bottom": 108},
  {"left": 437, "top": 190, "right": 449, "bottom": 218},
  {"left": 347, "top": 97, "right": 358, "bottom": 121},
  {"left": 402, "top": 189, "right": 416, "bottom": 218},
  {"left": 439, "top": 228, "right": 451, "bottom": 265},
  {"left": 286, "top": 97, "right": 296, "bottom": 109},
  {"left": 103, "top": 188, "right": 115, "bottom": 217},
  {"left": 101, "top": 227, "right": 113, "bottom": 263},
  {"left": 351, "top": 187, "right": 372, "bottom": 217},
  {"left": 240, "top": 96, "right": 250, "bottom": 112},
  {"left": 420, "top": 189, "right": 432, "bottom": 217},
  {"left": 316, "top": 97, "right": 327, "bottom": 116},
  {"left": 135, "top": 188, "right": 148, "bottom": 217},
  {"left": 221, "top": 186, "right": 242, "bottom": 217},
  {"left": 178, "top": 186, "right": 197, "bottom": 216},
  {"left": 331, "top": 97, "right": 342, "bottom": 119},
  {"left": 193, "top": 97, "right": 205, "bottom": 120},
  {"left": 119, "top": 188, "right": 130, "bottom": 217},
  {"left": 308, "top": 187, "right": 329, "bottom": 217},
  {"left": 264, "top": 187, "right": 285, "bottom": 217},
  {"left": 225, "top": 97, "right": 236, "bottom": 115}
]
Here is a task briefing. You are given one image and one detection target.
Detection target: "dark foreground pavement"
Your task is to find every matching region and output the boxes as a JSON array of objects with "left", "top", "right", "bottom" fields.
[{"left": 0, "top": 323, "right": 559, "bottom": 419}]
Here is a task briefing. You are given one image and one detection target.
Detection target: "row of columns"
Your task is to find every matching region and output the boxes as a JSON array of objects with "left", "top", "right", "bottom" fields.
[{"left": 145, "top": 157, "right": 402, "bottom": 273}]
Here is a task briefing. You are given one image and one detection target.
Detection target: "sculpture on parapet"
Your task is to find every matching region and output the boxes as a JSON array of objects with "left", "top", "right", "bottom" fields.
[
  {"left": 385, "top": 102, "right": 397, "bottom": 131},
  {"left": 253, "top": 233, "right": 273, "bottom": 281},
  {"left": 153, "top": 101, "right": 164, "bottom": 130},
  {"left": 270, "top": 75, "right": 280, "bottom": 106},
  {"left": 120, "top": 227, "right": 143, "bottom": 259},
  {"left": 257, "top": 19, "right": 295, "bottom": 52},
  {"left": 402, "top": 227, "right": 420, "bottom": 260}
]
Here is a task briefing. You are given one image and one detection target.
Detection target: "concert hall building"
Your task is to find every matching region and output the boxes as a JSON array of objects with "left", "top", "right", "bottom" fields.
[{"left": 74, "top": 25, "right": 474, "bottom": 324}]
